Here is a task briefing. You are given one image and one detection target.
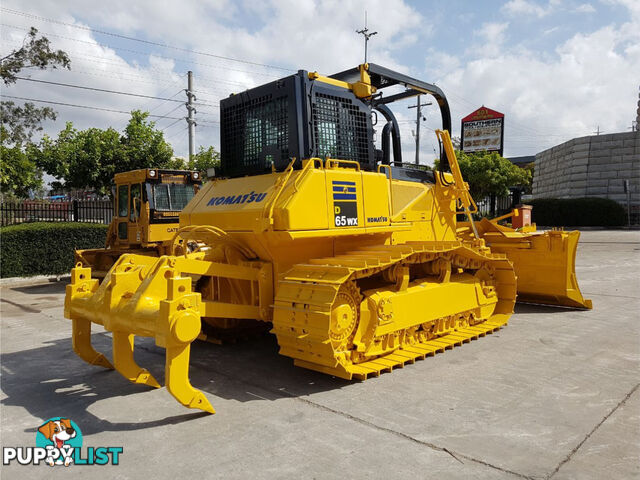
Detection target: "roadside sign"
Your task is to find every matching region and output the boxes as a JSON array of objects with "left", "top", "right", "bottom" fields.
[{"left": 461, "top": 106, "right": 505, "bottom": 155}]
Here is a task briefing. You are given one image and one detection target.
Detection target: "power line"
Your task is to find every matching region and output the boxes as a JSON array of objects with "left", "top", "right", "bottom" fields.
[
  {"left": 161, "top": 117, "right": 184, "bottom": 132},
  {"left": 165, "top": 126, "right": 189, "bottom": 142},
  {"left": 1, "top": 95, "right": 219, "bottom": 124},
  {"left": 153, "top": 102, "right": 188, "bottom": 128},
  {"left": 2, "top": 23, "right": 280, "bottom": 83},
  {"left": 25, "top": 63, "right": 190, "bottom": 89},
  {"left": 1, "top": 94, "right": 181, "bottom": 118},
  {"left": 146, "top": 88, "right": 185, "bottom": 114},
  {"left": 1, "top": 8, "right": 294, "bottom": 72},
  {"left": 14, "top": 76, "right": 184, "bottom": 102}
]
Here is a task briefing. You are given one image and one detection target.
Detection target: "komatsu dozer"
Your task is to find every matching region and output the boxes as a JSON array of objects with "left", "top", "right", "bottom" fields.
[
  {"left": 65, "top": 63, "right": 590, "bottom": 414},
  {"left": 75, "top": 168, "right": 202, "bottom": 278}
]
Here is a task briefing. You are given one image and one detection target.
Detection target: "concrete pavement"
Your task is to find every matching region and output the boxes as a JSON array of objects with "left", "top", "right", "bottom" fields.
[{"left": 1, "top": 230, "right": 639, "bottom": 479}]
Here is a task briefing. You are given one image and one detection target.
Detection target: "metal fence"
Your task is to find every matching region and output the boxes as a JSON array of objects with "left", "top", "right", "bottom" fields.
[
  {"left": 0, "top": 200, "right": 113, "bottom": 226},
  {"left": 475, "top": 193, "right": 516, "bottom": 218}
]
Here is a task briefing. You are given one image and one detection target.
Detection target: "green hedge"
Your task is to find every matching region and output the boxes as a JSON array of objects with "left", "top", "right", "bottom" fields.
[
  {"left": 530, "top": 197, "right": 626, "bottom": 227},
  {"left": 0, "top": 222, "right": 108, "bottom": 278}
]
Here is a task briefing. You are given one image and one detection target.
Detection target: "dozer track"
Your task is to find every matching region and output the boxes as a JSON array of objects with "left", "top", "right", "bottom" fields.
[{"left": 272, "top": 240, "right": 517, "bottom": 379}]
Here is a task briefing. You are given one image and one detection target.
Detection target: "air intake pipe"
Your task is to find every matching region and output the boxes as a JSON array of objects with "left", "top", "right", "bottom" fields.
[
  {"left": 375, "top": 104, "right": 402, "bottom": 165},
  {"left": 381, "top": 122, "right": 391, "bottom": 165}
]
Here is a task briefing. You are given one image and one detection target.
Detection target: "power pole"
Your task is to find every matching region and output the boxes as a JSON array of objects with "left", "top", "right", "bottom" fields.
[
  {"left": 356, "top": 12, "right": 377, "bottom": 64},
  {"left": 408, "top": 95, "right": 432, "bottom": 164},
  {"left": 593, "top": 125, "right": 602, "bottom": 135},
  {"left": 186, "top": 71, "right": 196, "bottom": 160}
]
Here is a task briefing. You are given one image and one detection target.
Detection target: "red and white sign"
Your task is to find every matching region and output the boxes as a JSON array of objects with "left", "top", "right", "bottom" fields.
[{"left": 461, "top": 106, "right": 504, "bottom": 155}]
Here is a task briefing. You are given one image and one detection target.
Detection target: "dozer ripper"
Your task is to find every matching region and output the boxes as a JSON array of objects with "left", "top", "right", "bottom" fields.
[
  {"left": 65, "top": 63, "right": 590, "bottom": 414},
  {"left": 75, "top": 168, "right": 202, "bottom": 278}
]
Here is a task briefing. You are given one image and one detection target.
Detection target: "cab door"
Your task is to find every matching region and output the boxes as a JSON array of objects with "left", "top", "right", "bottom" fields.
[
  {"left": 116, "top": 184, "right": 129, "bottom": 245},
  {"left": 127, "top": 183, "right": 142, "bottom": 244}
]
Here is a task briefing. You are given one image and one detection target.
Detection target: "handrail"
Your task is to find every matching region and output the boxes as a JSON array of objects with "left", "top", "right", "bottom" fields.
[
  {"left": 293, "top": 158, "right": 322, "bottom": 192},
  {"left": 262, "top": 158, "right": 296, "bottom": 230},
  {"left": 377, "top": 164, "right": 392, "bottom": 178},
  {"left": 325, "top": 158, "right": 360, "bottom": 171}
]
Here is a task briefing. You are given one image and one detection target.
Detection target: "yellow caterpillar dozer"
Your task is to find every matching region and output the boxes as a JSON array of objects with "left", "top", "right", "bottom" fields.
[
  {"left": 65, "top": 63, "right": 590, "bottom": 414},
  {"left": 75, "top": 168, "right": 202, "bottom": 278}
]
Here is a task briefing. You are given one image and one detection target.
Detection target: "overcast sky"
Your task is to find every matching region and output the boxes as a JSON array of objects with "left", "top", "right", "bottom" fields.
[{"left": 1, "top": 0, "right": 638, "bottom": 166}]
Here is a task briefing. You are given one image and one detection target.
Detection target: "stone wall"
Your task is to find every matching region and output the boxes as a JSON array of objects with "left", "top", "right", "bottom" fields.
[{"left": 533, "top": 131, "right": 640, "bottom": 207}]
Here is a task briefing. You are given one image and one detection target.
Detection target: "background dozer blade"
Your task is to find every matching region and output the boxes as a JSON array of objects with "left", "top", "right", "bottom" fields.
[{"left": 474, "top": 219, "right": 592, "bottom": 309}]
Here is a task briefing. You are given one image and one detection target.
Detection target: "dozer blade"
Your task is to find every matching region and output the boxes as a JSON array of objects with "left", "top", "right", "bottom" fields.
[
  {"left": 65, "top": 255, "right": 215, "bottom": 414},
  {"left": 473, "top": 218, "right": 592, "bottom": 309}
]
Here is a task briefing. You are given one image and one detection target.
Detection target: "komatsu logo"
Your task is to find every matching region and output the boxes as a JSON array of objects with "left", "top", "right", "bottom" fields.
[
  {"left": 207, "top": 191, "right": 267, "bottom": 207},
  {"left": 367, "top": 216, "right": 388, "bottom": 223},
  {"left": 332, "top": 180, "right": 358, "bottom": 227}
]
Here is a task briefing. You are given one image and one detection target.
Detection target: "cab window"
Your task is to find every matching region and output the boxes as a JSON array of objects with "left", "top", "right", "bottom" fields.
[
  {"left": 130, "top": 183, "right": 141, "bottom": 221},
  {"left": 153, "top": 183, "right": 195, "bottom": 211},
  {"left": 118, "top": 185, "right": 128, "bottom": 217}
]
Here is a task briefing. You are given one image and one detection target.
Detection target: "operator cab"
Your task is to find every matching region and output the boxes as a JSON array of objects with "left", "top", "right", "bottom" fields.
[{"left": 112, "top": 169, "right": 202, "bottom": 246}]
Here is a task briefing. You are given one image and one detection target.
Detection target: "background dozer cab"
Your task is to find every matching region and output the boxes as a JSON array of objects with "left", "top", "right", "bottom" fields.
[
  {"left": 65, "top": 63, "right": 590, "bottom": 414},
  {"left": 75, "top": 168, "right": 202, "bottom": 277}
]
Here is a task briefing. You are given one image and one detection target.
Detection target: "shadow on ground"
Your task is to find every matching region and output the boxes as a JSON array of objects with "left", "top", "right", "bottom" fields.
[
  {"left": 514, "top": 302, "right": 588, "bottom": 314},
  {"left": 0, "top": 331, "right": 349, "bottom": 435},
  {"left": 2, "top": 283, "right": 592, "bottom": 436},
  {"left": 11, "top": 282, "right": 68, "bottom": 296}
]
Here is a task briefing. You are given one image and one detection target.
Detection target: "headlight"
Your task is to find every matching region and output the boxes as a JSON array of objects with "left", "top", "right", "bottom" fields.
[
  {"left": 193, "top": 172, "right": 199, "bottom": 179},
  {"left": 149, "top": 170, "right": 156, "bottom": 177}
]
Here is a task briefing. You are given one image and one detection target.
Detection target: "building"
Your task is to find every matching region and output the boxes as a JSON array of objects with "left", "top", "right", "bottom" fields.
[
  {"left": 532, "top": 131, "right": 639, "bottom": 213},
  {"left": 506, "top": 155, "right": 535, "bottom": 167}
]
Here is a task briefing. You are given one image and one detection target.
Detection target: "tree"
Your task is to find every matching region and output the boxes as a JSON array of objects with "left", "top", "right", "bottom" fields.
[
  {"left": 31, "top": 111, "right": 175, "bottom": 194},
  {"left": 121, "top": 111, "right": 174, "bottom": 169},
  {"left": 32, "top": 123, "right": 125, "bottom": 194},
  {"left": 436, "top": 149, "right": 532, "bottom": 215},
  {"left": 0, "top": 27, "right": 70, "bottom": 197},
  {"left": 0, "top": 131, "right": 43, "bottom": 198},
  {"left": 522, "top": 161, "right": 535, "bottom": 194},
  {"left": 187, "top": 146, "right": 220, "bottom": 174},
  {"left": 1, "top": 27, "right": 70, "bottom": 85},
  {"left": 1, "top": 27, "right": 70, "bottom": 146},
  {"left": 1, "top": 102, "right": 57, "bottom": 146},
  {"left": 168, "top": 146, "right": 221, "bottom": 180},
  {"left": 454, "top": 150, "right": 531, "bottom": 200}
]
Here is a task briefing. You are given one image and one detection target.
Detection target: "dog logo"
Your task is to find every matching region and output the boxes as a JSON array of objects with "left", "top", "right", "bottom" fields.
[
  {"left": 36, "top": 417, "right": 83, "bottom": 467},
  {"left": 4, "top": 417, "right": 122, "bottom": 467}
]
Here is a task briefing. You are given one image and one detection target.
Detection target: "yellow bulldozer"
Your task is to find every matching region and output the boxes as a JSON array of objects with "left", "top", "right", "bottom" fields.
[
  {"left": 65, "top": 63, "right": 591, "bottom": 414},
  {"left": 75, "top": 168, "right": 202, "bottom": 278}
]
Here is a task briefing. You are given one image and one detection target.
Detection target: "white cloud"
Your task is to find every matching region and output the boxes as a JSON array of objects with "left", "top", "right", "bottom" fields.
[
  {"left": 1, "top": 0, "right": 427, "bottom": 159},
  {"left": 502, "top": 0, "right": 551, "bottom": 18},
  {"left": 574, "top": 3, "right": 596, "bottom": 13},
  {"left": 473, "top": 22, "right": 510, "bottom": 57},
  {"left": 1, "top": 0, "right": 637, "bottom": 167},
  {"left": 431, "top": 9, "right": 640, "bottom": 157},
  {"left": 600, "top": 0, "right": 640, "bottom": 18}
]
